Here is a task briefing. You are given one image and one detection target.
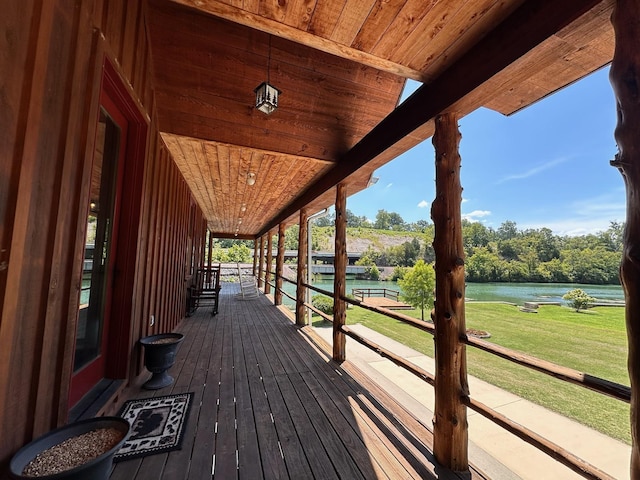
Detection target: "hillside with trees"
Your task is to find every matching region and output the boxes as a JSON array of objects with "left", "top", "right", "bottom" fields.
[{"left": 211, "top": 209, "right": 624, "bottom": 285}]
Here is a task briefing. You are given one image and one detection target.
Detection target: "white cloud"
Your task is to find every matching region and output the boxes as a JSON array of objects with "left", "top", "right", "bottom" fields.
[
  {"left": 385, "top": 183, "right": 393, "bottom": 189},
  {"left": 497, "top": 157, "right": 569, "bottom": 184},
  {"left": 462, "top": 210, "right": 491, "bottom": 221},
  {"left": 517, "top": 190, "right": 626, "bottom": 236},
  {"left": 417, "top": 200, "right": 429, "bottom": 208},
  {"left": 462, "top": 198, "right": 469, "bottom": 203}
]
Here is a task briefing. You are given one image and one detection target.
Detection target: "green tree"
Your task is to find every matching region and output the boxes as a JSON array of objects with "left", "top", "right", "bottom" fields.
[
  {"left": 465, "top": 247, "right": 503, "bottom": 282},
  {"left": 388, "top": 211, "right": 407, "bottom": 231},
  {"left": 463, "top": 221, "right": 492, "bottom": 254},
  {"left": 409, "top": 219, "right": 431, "bottom": 232},
  {"left": 532, "top": 227, "right": 560, "bottom": 262},
  {"left": 226, "top": 244, "right": 252, "bottom": 262},
  {"left": 536, "top": 258, "right": 570, "bottom": 283},
  {"left": 367, "top": 264, "right": 380, "bottom": 280},
  {"left": 598, "top": 221, "right": 624, "bottom": 252},
  {"left": 284, "top": 225, "right": 299, "bottom": 250},
  {"left": 497, "top": 220, "right": 519, "bottom": 241},
  {"left": 563, "top": 288, "right": 595, "bottom": 312},
  {"left": 374, "top": 209, "right": 392, "bottom": 230},
  {"left": 562, "top": 247, "right": 620, "bottom": 284},
  {"left": 311, "top": 295, "right": 333, "bottom": 316},
  {"left": 314, "top": 213, "right": 334, "bottom": 227},
  {"left": 391, "top": 266, "right": 408, "bottom": 281},
  {"left": 398, "top": 260, "right": 435, "bottom": 321},
  {"left": 497, "top": 239, "right": 519, "bottom": 261},
  {"left": 355, "top": 247, "right": 379, "bottom": 267},
  {"left": 346, "top": 209, "right": 368, "bottom": 228}
]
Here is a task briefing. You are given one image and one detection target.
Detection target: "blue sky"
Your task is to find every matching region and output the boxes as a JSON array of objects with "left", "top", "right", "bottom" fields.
[{"left": 346, "top": 66, "right": 625, "bottom": 236}]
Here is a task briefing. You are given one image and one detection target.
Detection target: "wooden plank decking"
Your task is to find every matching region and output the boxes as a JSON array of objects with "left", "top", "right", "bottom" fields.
[
  {"left": 361, "top": 296, "right": 413, "bottom": 310},
  {"left": 110, "top": 284, "right": 487, "bottom": 479}
]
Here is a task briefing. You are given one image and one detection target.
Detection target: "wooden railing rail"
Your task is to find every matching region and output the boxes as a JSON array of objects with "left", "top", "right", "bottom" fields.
[
  {"left": 301, "top": 282, "right": 437, "bottom": 334},
  {"left": 279, "top": 287, "right": 296, "bottom": 302},
  {"left": 341, "top": 324, "right": 435, "bottom": 386},
  {"left": 265, "top": 279, "right": 627, "bottom": 479},
  {"left": 278, "top": 277, "right": 332, "bottom": 322},
  {"left": 292, "top": 280, "right": 630, "bottom": 405},
  {"left": 340, "top": 292, "right": 436, "bottom": 335},
  {"left": 462, "top": 334, "right": 631, "bottom": 403},
  {"left": 463, "top": 396, "right": 615, "bottom": 480}
]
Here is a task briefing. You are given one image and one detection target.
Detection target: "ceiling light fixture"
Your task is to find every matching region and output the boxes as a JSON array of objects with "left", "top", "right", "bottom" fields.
[
  {"left": 254, "top": 35, "right": 281, "bottom": 115},
  {"left": 246, "top": 172, "right": 256, "bottom": 186}
]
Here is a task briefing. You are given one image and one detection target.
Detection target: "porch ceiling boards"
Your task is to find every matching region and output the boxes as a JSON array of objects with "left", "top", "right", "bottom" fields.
[
  {"left": 109, "top": 286, "right": 487, "bottom": 479},
  {"left": 146, "top": 0, "right": 614, "bottom": 238}
]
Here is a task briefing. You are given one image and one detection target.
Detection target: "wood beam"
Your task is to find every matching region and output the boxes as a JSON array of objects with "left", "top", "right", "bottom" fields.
[
  {"left": 265, "top": 231, "right": 273, "bottom": 295},
  {"left": 431, "top": 113, "right": 468, "bottom": 471},
  {"left": 609, "top": 0, "right": 640, "bottom": 476},
  {"left": 208, "top": 232, "right": 254, "bottom": 240},
  {"left": 333, "top": 183, "right": 347, "bottom": 362},
  {"left": 168, "top": 0, "right": 426, "bottom": 82},
  {"left": 258, "top": 0, "right": 602, "bottom": 237},
  {"left": 275, "top": 224, "right": 285, "bottom": 305},
  {"left": 296, "top": 209, "right": 308, "bottom": 326}
]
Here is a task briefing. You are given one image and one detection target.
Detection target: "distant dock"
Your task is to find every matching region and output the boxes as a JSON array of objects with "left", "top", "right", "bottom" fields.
[{"left": 352, "top": 288, "right": 413, "bottom": 310}]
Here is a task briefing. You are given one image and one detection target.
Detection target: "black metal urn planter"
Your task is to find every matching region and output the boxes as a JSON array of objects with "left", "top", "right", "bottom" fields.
[
  {"left": 9, "top": 416, "right": 129, "bottom": 479},
  {"left": 139, "top": 333, "right": 184, "bottom": 390}
]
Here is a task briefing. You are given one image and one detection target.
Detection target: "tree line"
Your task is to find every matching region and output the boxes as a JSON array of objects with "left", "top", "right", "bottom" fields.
[
  {"left": 210, "top": 209, "right": 624, "bottom": 285},
  {"left": 314, "top": 210, "right": 624, "bottom": 285}
]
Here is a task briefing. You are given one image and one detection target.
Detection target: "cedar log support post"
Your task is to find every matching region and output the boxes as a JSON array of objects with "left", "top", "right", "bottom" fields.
[
  {"left": 257, "top": 235, "right": 264, "bottom": 289},
  {"left": 275, "top": 223, "right": 286, "bottom": 305},
  {"left": 252, "top": 239, "right": 258, "bottom": 276},
  {"left": 296, "top": 209, "right": 309, "bottom": 326},
  {"left": 610, "top": 2, "right": 640, "bottom": 476},
  {"left": 431, "top": 113, "right": 469, "bottom": 471},
  {"left": 333, "top": 183, "right": 347, "bottom": 362},
  {"left": 265, "top": 230, "right": 273, "bottom": 295},
  {"left": 207, "top": 230, "right": 213, "bottom": 269}
]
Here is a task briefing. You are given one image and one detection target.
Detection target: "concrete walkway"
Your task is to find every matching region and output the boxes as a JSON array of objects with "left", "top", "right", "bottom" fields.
[{"left": 312, "top": 323, "right": 631, "bottom": 480}]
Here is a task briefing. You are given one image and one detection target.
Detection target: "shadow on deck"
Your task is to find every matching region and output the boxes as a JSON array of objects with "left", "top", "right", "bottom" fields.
[{"left": 110, "top": 283, "right": 487, "bottom": 479}]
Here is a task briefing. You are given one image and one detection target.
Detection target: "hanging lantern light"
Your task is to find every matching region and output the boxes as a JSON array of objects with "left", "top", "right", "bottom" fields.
[
  {"left": 255, "top": 35, "right": 281, "bottom": 115},
  {"left": 254, "top": 82, "right": 280, "bottom": 115}
]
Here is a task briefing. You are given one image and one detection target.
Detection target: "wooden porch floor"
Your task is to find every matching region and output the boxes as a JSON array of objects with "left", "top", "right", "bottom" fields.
[{"left": 110, "top": 284, "right": 486, "bottom": 480}]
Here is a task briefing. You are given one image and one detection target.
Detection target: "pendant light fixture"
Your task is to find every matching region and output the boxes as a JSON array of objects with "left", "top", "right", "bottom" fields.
[{"left": 254, "top": 35, "right": 281, "bottom": 115}]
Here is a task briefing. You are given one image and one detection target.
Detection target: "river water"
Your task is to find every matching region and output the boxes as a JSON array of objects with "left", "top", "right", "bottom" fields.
[{"left": 280, "top": 278, "right": 624, "bottom": 307}]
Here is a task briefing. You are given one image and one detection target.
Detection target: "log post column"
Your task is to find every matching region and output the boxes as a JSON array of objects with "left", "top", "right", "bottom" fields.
[
  {"left": 296, "top": 209, "right": 309, "bottom": 326},
  {"left": 333, "top": 183, "right": 347, "bottom": 362},
  {"left": 275, "top": 223, "right": 285, "bottom": 305},
  {"left": 257, "top": 235, "right": 264, "bottom": 289},
  {"left": 431, "top": 113, "right": 469, "bottom": 471},
  {"left": 207, "top": 230, "right": 213, "bottom": 268},
  {"left": 252, "top": 238, "right": 258, "bottom": 276},
  {"left": 610, "top": 2, "right": 640, "bottom": 476},
  {"left": 265, "top": 231, "right": 273, "bottom": 295}
]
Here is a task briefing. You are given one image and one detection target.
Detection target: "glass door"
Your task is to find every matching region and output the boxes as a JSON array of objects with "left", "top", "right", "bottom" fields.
[{"left": 70, "top": 92, "right": 127, "bottom": 406}]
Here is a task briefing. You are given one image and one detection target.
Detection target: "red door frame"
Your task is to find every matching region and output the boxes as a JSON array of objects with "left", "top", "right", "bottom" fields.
[{"left": 69, "top": 58, "right": 148, "bottom": 407}]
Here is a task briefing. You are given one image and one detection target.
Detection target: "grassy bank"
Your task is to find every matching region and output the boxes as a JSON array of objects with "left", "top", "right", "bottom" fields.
[{"left": 335, "top": 302, "right": 630, "bottom": 443}]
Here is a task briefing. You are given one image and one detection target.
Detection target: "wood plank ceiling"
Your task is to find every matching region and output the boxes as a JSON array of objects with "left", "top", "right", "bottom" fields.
[{"left": 146, "top": 0, "right": 614, "bottom": 238}]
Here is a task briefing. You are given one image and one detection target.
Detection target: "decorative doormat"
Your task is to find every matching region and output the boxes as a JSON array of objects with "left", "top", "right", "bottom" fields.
[{"left": 114, "top": 392, "right": 193, "bottom": 462}]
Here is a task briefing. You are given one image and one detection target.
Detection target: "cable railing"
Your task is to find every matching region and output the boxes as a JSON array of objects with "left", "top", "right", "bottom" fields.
[{"left": 269, "top": 274, "right": 628, "bottom": 480}]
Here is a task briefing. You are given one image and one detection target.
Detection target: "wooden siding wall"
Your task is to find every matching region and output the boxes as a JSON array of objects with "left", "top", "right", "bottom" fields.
[{"left": 0, "top": 0, "right": 206, "bottom": 470}]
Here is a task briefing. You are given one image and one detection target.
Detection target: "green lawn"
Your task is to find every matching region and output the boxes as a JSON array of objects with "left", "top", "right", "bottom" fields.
[{"left": 332, "top": 302, "right": 631, "bottom": 443}]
